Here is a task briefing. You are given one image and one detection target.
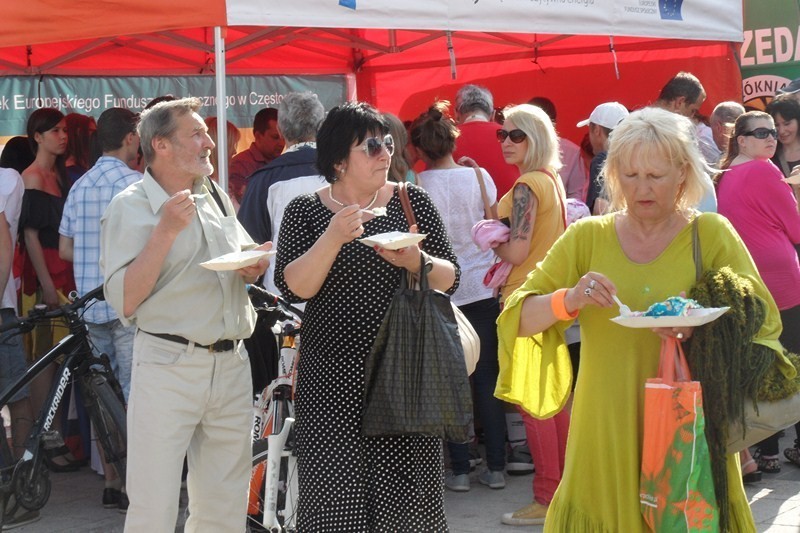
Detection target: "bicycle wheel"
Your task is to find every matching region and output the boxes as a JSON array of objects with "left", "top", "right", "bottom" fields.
[{"left": 83, "top": 372, "right": 127, "bottom": 482}]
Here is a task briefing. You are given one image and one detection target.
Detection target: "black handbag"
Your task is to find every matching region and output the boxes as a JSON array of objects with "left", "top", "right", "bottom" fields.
[{"left": 362, "top": 255, "right": 473, "bottom": 441}]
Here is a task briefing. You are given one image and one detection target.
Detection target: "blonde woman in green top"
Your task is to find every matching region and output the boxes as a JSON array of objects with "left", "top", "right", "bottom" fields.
[{"left": 496, "top": 107, "right": 786, "bottom": 532}]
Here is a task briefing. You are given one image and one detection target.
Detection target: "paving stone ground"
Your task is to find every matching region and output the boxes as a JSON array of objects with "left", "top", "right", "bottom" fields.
[{"left": 12, "top": 432, "right": 800, "bottom": 532}]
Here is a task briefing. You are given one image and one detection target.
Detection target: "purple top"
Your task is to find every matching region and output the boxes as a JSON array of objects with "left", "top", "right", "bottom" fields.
[{"left": 717, "top": 159, "right": 800, "bottom": 310}]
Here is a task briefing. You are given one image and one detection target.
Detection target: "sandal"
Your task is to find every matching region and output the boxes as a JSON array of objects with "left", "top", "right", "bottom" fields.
[
  {"left": 741, "top": 458, "right": 762, "bottom": 484},
  {"left": 784, "top": 446, "right": 800, "bottom": 467},
  {"left": 756, "top": 455, "right": 781, "bottom": 474},
  {"left": 43, "top": 445, "right": 82, "bottom": 473}
]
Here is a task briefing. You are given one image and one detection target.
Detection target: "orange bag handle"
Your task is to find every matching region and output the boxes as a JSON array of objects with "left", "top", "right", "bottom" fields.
[{"left": 658, "top": 338, "right": 692, "bottom": 384}]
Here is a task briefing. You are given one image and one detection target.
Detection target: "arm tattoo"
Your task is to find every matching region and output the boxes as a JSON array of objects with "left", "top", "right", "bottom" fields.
[{"left": 510, "top": 184, "right": 533, "bottom": 241}]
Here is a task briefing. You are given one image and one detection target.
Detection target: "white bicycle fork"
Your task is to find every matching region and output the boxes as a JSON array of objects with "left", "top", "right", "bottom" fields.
[{"left": 262, "top": 417, "right": 298, "bottom": 532}]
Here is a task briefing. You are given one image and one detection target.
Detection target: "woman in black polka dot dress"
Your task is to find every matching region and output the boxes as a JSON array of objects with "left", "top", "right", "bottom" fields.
[{"left": 275, "top": 102, "right": 460, "bottom": 532}]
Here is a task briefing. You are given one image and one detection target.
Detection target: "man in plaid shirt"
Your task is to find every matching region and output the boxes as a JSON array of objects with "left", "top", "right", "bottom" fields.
[{"left": 59, "top": 107, "right": 142, "bottom": 511}]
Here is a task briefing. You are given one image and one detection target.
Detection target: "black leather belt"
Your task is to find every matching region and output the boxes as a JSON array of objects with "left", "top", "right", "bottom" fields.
[{"left": 145, "top": 332, "right": 236, "bottom": 352}]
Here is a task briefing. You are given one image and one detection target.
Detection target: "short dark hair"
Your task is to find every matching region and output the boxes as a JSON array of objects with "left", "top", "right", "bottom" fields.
[
  {"left": 0, "top": 136, "right": 35, "bottom": 174},
  {"left": 97, "top": 108, "right": 138, "bottom": 152},
  {"left": 253, "top": 108, "right": 279, "bottom": 134},
  {"left": 144, "top": 94, "right": 177, "bottom": 110},
  {"left": 527, "top": 97, "right": 557, "bottom": 122},
  {"left": 657, "top": 72, "right": 706, "bottom": 105},
  {"left": 316, "top": 102, "right": 388, "bottom": 183},
  {"left": 410, "top": 102, "right": 459, "bottom": 162}
]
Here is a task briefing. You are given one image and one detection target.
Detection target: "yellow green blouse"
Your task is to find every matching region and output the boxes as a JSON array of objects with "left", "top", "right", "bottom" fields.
[{"left": 496, "top": 212, "right": 788, "bottom": 532}]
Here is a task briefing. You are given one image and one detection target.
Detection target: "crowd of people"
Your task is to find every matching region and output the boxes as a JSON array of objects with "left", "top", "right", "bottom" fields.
[{"left": 0, "top": 69, "right": 798, "bottom": 532}]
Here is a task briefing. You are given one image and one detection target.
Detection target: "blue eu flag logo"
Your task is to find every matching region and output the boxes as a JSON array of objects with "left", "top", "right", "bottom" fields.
[{"left": 659, "top": 0, "right": 683, "bottom": 20}]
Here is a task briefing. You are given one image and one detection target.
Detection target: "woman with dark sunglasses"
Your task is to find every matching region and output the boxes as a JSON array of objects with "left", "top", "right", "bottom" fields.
[
  {"left": 717, "top": 110, "right": 800, "bottom": 476},
  {"left": 274, "top": 102, "right": 459, "bottom": 531},
  {"left": 492, "top": 103, "right": 570, "bottom": 526}
]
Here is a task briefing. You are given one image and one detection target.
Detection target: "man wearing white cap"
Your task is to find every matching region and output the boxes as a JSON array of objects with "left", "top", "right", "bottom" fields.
[{"left": 577, "top": 102, "right": 629, "bottom": 214}]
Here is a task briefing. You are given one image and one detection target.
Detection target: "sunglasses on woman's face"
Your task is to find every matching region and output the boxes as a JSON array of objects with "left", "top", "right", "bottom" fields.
[
  {"left": 742, "top": 128, "right": 778, "bottom": 140},
  {"left": 354, "top": 134, "right": 395, "bottom": 157},
  {"left": 496, "top": 129, "right": 527, "bottom": 144}
]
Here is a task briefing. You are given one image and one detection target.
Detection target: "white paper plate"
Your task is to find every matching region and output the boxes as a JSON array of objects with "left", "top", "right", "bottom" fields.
[
  {"left": 610, "top": 306, "right": 730, "bottom": 328},
  {"left": 359, "top": 231, "right": 427, "bottom": 250},
  {"left": 199, "top": 250, "right": 275, "bottom": 271}
]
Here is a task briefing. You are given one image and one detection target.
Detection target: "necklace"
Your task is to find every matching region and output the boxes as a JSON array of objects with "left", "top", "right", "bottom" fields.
[
  {"left": 328, "top": 186, "right": 379, "bottom": 210},
  {"left": 462, "top": 114, "right": 487, "bottom": 123}
]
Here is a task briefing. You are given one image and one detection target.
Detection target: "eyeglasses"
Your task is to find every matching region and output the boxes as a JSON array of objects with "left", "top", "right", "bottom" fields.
[
  {"left": 496, "top": 129, "right": 527, "bottom": 144},
  {"left": 353, "top": 135, "right": 395, "bottom": 157},
  {"left": 742, "top": 128, "right": 778, "bottom": 140}
]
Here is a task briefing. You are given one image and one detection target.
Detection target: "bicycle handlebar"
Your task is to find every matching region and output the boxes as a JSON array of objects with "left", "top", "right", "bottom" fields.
[
  {"left": 0, "top": 285, "right": 106, "bottom": 334},
  {"left": 247, "top": 284, "right": 303, "bottom": 322}
]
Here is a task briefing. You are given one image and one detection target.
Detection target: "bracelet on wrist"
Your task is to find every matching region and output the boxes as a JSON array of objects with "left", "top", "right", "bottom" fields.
[{"left": 550, "top": 288, "right": 579, "bottom": 321}]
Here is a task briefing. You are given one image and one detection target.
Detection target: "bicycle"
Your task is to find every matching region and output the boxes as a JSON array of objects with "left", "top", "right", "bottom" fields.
[
  {"left": 246, "top": 285, "right": 302, "bottom": 533},
  {"left": 0, "top": 286, "right": 127, "bottom": 527}
]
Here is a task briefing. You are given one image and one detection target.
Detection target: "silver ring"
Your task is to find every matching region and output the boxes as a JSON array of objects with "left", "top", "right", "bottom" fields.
[
  {"left": 584, "top": 287, "right": 592, "bottom": 296},
  {"left": 676, "top": 332, "right": 684, "bottom": 340},
  {"left": 589, "top": 279, "right": 596, "bottom": 289}
]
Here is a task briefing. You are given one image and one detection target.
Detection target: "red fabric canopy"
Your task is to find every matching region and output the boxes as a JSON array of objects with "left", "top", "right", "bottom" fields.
[{"left": 0, "top": 8, "right": 742, "bottom": 142}]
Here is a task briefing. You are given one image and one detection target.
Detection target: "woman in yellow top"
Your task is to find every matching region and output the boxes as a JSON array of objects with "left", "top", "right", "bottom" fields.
[
  {"left": 497, "top": 107, "right": 786, "bottom": 531},
  {"left": 493, "top": 104, "right": 569, "bottom": 526}
]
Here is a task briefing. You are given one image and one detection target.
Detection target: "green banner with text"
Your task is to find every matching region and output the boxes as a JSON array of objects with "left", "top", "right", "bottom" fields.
[
  {"left": 741, "top": 1, "right": 800, "bottom": 109},
  {"left": 0, "top": 75, "right": 347, "bottom": 136}
]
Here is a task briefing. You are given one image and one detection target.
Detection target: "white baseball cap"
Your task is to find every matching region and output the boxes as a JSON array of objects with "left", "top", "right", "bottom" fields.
[{"left": 576, "top": 102, "right": 629, "bottom": 129}]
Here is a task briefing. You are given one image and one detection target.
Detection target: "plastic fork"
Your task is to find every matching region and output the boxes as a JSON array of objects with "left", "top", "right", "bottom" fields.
[
  {"left": 361, "top": 207, "right": 387, "bottom": 216},
  {"left": 611, "top": 294, "right": 632, "bottom": 316}
]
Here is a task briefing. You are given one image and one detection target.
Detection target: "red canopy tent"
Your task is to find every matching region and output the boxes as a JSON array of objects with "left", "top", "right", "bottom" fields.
[{"left": 1, "top": 0, "right": 744, "bottom": 177}]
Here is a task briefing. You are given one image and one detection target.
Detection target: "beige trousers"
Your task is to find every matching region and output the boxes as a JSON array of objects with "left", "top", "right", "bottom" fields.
[{"left": 124, "top": 332, "right": 253, "bottom": 533}]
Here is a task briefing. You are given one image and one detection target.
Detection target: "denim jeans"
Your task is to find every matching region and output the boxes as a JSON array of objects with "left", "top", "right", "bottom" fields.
[
  {"left": 448, "top": 298, "right": 506, "bottom": 474},
  {"left": 87, "top": 320, "right": 135, "bottom": 403}
]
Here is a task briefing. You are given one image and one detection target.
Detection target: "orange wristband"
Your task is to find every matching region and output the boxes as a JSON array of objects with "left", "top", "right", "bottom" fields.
[{"left": 550, "top": 288, "right": 579, "bottom": 321}]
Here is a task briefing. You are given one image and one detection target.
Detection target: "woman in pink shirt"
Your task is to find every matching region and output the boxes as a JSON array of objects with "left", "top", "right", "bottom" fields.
[{"left": 717, "top": 110, "right": 800, "bottom": 474}]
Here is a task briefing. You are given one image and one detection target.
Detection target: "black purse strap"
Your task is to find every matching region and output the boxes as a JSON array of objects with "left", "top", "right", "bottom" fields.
[{"left": 692, "top": 215, "right": 703, "bottom": 283}]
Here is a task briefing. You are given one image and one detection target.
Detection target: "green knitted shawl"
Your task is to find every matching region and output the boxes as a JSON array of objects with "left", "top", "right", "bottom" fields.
[{"left": 686, "top": 267, "right": 800, "bottom": 532}]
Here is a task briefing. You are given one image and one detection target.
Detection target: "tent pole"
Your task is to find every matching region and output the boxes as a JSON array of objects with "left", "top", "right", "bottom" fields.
[{"left": 214, "top": 26, "right": 228, "bottom": 193}]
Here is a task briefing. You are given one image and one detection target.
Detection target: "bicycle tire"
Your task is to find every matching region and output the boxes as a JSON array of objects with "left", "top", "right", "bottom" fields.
[{"left": 83, "top": 372, "right": 127, "bottom": 482}]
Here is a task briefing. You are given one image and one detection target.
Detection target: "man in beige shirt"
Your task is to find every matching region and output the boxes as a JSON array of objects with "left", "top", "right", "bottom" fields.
[{"left": 101, "top": 97, "right": 270, "bottom": 532}]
